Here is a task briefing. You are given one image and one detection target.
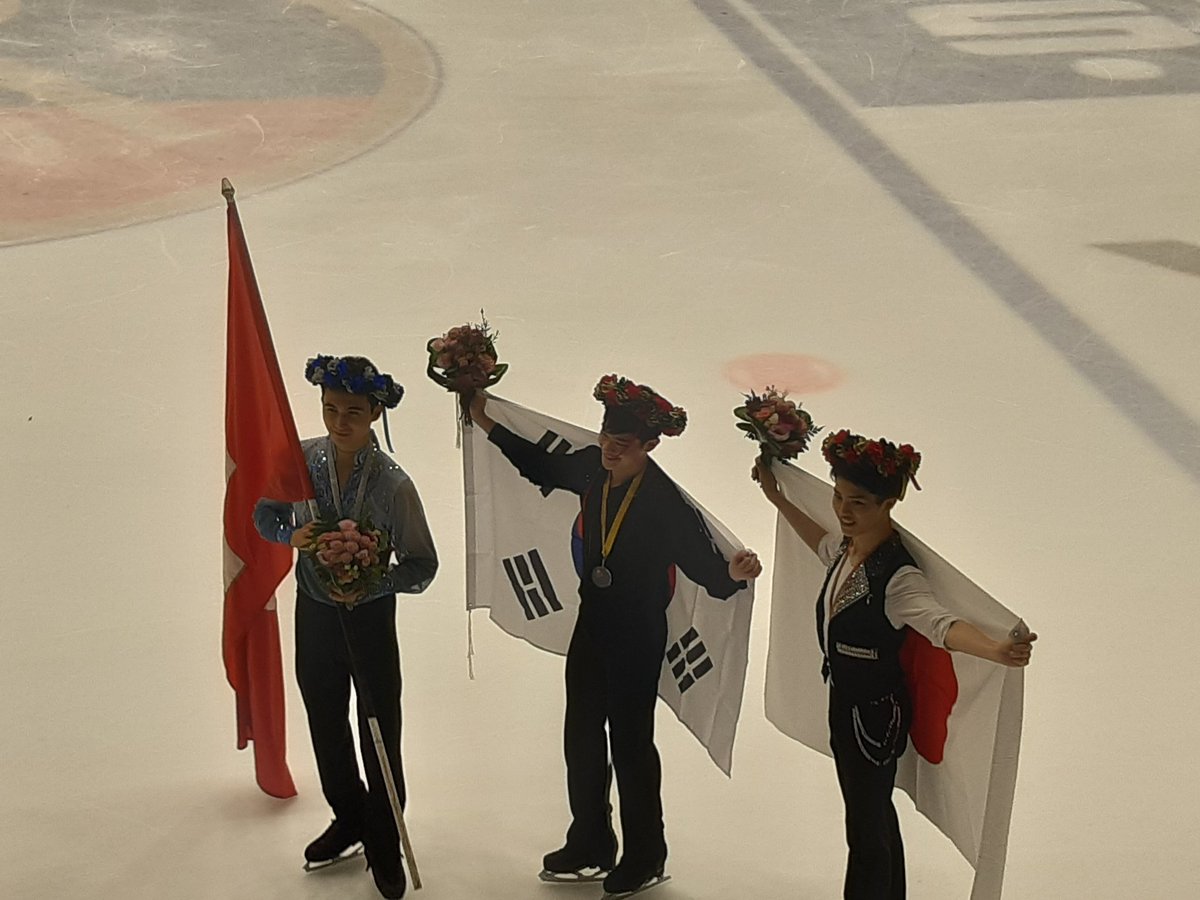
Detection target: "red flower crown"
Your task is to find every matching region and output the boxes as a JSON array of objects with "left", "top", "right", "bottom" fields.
[
  {"left": 821, "top": 429, "right": 922, "bottom": 495},
  {"left": 593, "top": 374, "right": 687, "bottom": 437}
]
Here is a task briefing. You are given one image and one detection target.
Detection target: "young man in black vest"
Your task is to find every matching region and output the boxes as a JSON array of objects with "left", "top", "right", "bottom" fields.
[
  {"left": 468, "top": 375, "right": 762, "bottom": 898},
  {"left": 753, "top": 430, "right": 1036, "bottom": 900}
]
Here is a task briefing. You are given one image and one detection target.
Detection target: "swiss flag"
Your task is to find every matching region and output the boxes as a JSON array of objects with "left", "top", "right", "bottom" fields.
[
  {"left": 221, "top": 180, "right": 313, "bottom": 799},
  {"left": 763, "top": 462, "right": 1026, "bottom": 900}
]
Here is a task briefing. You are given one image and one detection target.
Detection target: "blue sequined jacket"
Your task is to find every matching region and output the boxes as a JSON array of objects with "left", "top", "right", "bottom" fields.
[{"left": 253, "top": 434, "right": 438, "bottom": 606}]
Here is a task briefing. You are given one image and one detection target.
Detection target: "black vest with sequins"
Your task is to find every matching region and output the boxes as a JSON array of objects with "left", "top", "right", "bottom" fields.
[{"left": 817, "top": 534, "right": 918, "bottom": 704}]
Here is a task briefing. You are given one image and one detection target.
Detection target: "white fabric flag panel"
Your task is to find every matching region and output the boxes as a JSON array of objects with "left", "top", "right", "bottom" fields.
[
  {"left": 762, "top": 462, "right": 1025, "bottom": 900},
  {"left": 463, "top": 395, "right": 755, "bottom": 775}
]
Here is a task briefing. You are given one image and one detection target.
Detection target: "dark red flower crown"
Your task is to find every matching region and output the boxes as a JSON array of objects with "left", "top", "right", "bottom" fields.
[
  {"left": 821, "top": 429, "right": 921, "bottom": 496},
  {"left": 593, "top": 374, "right": 687, "bottom": 437}
]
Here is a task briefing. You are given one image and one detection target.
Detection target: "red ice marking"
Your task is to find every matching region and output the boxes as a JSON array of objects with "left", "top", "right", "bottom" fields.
[
  {"left": 721, "top": 353, "right": 844, "bottom": 395},
  {"left": 899, "top": 628, "right": 958, "bottom": 765}
]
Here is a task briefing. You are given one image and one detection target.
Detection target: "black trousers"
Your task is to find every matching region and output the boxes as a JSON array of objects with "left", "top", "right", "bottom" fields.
[
  {"left": 295, "top": 592, "right": 405, "bottom": 863},
  {"left": 562, "top": 614, "right": 668, "bottom": 869},
  {"left": 828, "top": 688, "right": 911, "bottom": 900}
]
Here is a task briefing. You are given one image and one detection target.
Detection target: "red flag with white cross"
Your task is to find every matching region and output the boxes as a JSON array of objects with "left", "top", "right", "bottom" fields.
[{"left": 221, "top": 180, "right": 313, "bottom": 799}]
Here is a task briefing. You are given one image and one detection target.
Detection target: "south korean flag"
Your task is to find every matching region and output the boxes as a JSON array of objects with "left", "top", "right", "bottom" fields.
[{"left": 463, "top": 395, "right": 756, "bottom": 775}]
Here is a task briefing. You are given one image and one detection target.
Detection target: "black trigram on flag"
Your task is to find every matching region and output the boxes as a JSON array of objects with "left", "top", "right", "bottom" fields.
[
  {"left": 667, "top": 627, "right": 713, "bottom": 694},
  {"left": 535, "top": 430, "right": 573, "bottom": 496},
  {"left": 502, "top": 549, "right": 564, "bottom": 620}
]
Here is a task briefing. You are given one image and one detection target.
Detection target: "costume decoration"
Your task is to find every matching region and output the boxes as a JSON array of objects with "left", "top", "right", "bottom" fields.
[
  {"left": 821, "top": 429, "right": 922, "bottom": 497},
  {"left": 734, "top": 387, "right": 821, "bottom": 459},
  {"left": 305, "top": 355, "right": 404, "bottom": 408},
  {"left": 593, "top": 374, "right": 687, "bottom": 437}
]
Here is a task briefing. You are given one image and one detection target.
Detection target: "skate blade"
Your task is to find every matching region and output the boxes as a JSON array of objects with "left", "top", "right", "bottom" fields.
[
  {"left": 538, "top": 866, "right": 609, "bottom": 884},
  {"left": 302, "top": 843, "right": 364, "bottom": 872},
  {"left": 601, "top": 873, "right": 671, "bottom": 899}
]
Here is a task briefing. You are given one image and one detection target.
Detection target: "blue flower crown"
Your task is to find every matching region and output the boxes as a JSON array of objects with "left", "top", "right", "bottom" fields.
[{"left": 305, "top": 355, "right": 404, "bottom": 409}]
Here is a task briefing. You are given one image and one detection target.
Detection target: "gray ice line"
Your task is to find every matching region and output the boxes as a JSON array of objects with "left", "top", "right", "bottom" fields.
[{"left": 694, "top": 0, "right": 1200, "bottom": 484}]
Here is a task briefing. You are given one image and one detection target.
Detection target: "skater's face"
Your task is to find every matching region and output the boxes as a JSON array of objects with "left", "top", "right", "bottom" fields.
[
  {"left": 598, "top": 429, "right": 658, "bottom": 476},
  {"left": 832, "top": 477, "right": 896, "bottom": 538},
  {"left": 322, "top": 388, "right": 381, "bottom": 453}
]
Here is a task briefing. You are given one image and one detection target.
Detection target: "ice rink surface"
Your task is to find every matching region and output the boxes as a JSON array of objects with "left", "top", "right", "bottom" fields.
[{"left": 2, "top": 1, "right": 1199, "bottom": 897}]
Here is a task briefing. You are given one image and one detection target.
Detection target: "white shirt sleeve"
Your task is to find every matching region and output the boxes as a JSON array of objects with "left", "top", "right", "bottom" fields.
[
  {"left": 816, "top": 531, "right": 842, "bottom": 567},
  {"left": 884, "top": 565, "right": 958, "bottom": 648}
]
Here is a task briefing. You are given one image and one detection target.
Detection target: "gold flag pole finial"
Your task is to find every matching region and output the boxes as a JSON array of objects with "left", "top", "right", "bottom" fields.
[{"left": 221, "top": 178, "right": 236, "bottom": 206}]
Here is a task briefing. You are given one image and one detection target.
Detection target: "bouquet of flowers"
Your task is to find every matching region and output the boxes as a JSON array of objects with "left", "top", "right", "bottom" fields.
[
  {"left": 307, "top": 518, "right": 389, "bottom": 605},
  {"left": 734, "top": 387, "right": 821, "bottom": 460},
  {"left": 426, "top": 311, "right": 508, "bottom": 425}
]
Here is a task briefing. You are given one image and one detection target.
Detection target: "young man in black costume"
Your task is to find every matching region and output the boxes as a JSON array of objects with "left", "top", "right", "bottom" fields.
[{"left": 467, "top": 375, "right": 761, "bottom": 897}]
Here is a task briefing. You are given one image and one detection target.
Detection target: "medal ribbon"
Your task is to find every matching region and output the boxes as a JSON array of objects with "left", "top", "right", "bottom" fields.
[
  {"left": 599, "top": 469, "right": 644, "bottom": 564},
  {"left": 325, "top": 438, "right": 374, "bottom": 522}
]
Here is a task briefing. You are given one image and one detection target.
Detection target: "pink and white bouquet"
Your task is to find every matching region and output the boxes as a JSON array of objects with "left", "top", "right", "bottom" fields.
[
  {"left": 308, "top": 518, "right": 388, "bottom": 603},
  {"left": 426, "top": 311, "right": 508, "bottom": 426},
  {"left": 734, "top": 387, "right": 821, "bottom": 460}
]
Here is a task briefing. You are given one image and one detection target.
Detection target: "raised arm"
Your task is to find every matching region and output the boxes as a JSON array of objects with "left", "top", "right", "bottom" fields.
[
  {"left": 752, "top": 457, "right": 827, "bottom": 555},
  {"left": 470, "top": 392, "right": 600, "bottom": 495},
  {"left": 467, "top": 390, "right": 497, "bottom": 433}
]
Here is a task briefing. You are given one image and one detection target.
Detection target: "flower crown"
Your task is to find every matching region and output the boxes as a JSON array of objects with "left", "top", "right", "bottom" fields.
[
  {"left": 305, "top": 355, "right": 404, "bottom": 409},
  {"left": 593, "top": 374, "right": 687, "bottom": 437},
  {"left": 821, "top": 429, "right": 921, "bottom": 496}
]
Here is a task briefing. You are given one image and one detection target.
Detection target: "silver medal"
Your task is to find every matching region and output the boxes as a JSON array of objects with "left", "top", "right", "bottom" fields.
[{"left": 591, "top": 565, "right": 613, "bottom": 588}]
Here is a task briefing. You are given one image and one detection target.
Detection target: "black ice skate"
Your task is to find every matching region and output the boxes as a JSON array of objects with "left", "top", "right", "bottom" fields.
[
  {"left": 302, "top": 818, "right": 364, "bottom": 872},
  {"left": 538, "top": 842, "right": 616, "bottom": 884},
  {"left": 367, "top": 849, "right": 407, "bottom": 899},
  {"left": 601, "top": 859, "right": 670, "bottom": 899}
]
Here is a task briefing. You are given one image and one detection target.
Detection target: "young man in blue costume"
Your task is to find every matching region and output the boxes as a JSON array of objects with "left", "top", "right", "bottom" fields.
[
  {"left": 467, "top": 375, "right": 762, "bottom": 898},
  {"left": 255, "top": 355, "right": 438, "bottom": 900}
]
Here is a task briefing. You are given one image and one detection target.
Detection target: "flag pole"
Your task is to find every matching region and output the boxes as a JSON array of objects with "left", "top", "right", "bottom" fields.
[{"left": 335, "top": 603, "right": 422, "bottom": 890}]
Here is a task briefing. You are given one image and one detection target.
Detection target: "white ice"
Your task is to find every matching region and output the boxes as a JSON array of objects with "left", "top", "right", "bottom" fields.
[{"left": 2, "top": 1, "right": 1199, "bottom": 899}]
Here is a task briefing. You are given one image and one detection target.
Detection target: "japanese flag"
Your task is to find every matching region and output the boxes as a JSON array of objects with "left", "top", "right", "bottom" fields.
[
  {"left": 763, "top": 462, "right": 1025, "bottom": 900},
  {"left": 463, "top": 395, "right": 756, "bottom": 775}
]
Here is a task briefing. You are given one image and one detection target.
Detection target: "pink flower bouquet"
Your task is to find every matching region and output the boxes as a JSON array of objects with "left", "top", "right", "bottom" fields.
[
  {"left": 426, "top": 311, "right": 508, "bottom": 425},
  {"left": 734, "top": 387, "right": 821, "bottom": 460},
  {"left": 307, "top": 518, "right": 389, "bottom": 603}
]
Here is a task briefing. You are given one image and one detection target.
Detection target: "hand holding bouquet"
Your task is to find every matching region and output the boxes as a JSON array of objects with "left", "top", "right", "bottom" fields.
[
  {"left": 734, "top": 387, "right": 821, "bottom": 460},
  {"left": 426, "top": 311, "right": 508, "bottom": 425},
  {"left": 306, "top": 518, "right": 389, "bottom": 606}
]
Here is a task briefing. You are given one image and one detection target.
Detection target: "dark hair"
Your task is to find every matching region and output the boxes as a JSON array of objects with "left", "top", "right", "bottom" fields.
[
  {"left": 829, "top": 459, "right": 905, "bottom": 501},
  {"left": 601, "top": 407, "right": 660, "bottom": 443}
]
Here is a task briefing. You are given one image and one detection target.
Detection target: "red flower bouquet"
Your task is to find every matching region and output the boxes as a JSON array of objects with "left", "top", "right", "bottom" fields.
[
  {"left": 734, "top": 387, "right": 821, "bottom": 460},
  {"left": 307, "top": 518, "right": 389, "bottom": 604}
]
